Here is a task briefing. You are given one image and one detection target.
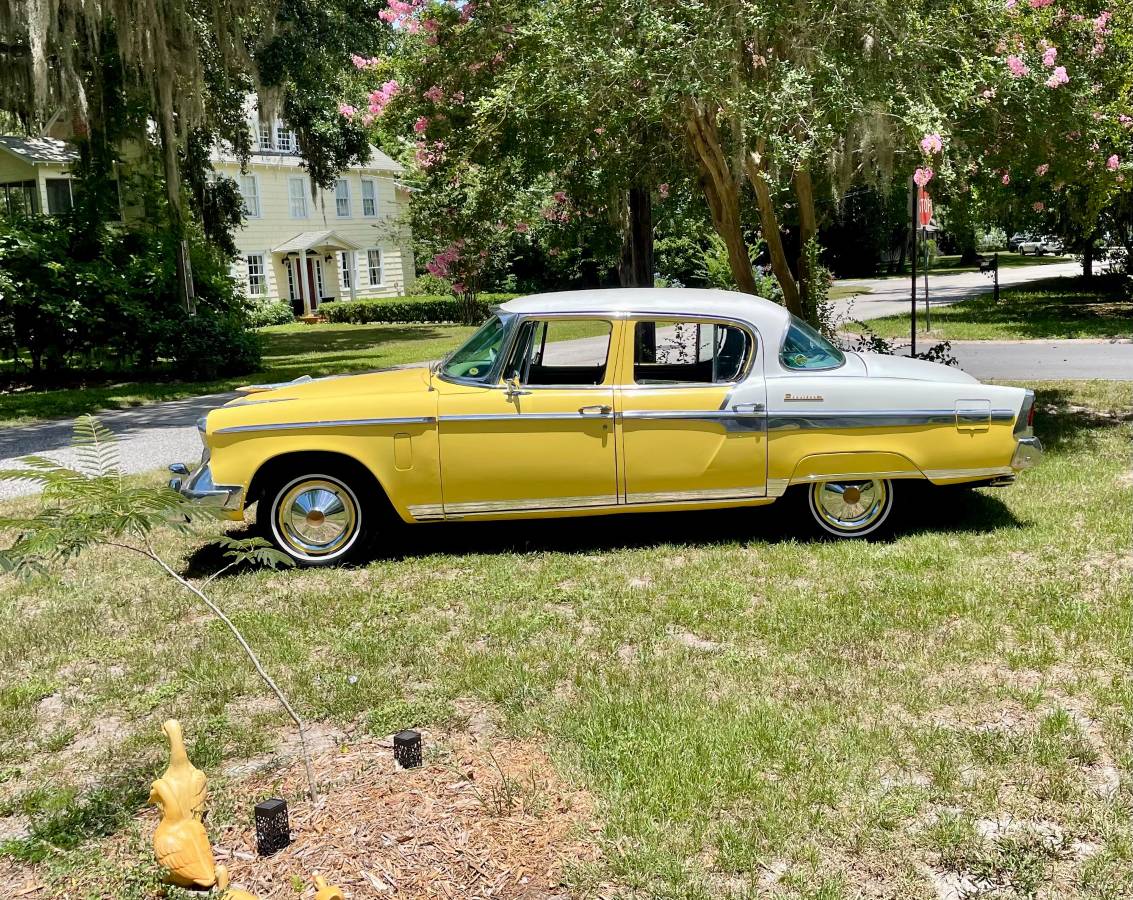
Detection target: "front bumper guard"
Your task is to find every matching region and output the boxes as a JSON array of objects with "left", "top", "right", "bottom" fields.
[
  {"left": 169, "top": 463, "right": 243, "bottom": 511},
  {"left": 1010, "top": 436, "right": 1043, "bottom": 471}
]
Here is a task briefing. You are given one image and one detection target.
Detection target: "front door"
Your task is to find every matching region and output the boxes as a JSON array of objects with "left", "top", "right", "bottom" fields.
[
  {"left": 304, "top": 257, "right": 322, "bottom": 311},
  {"left": 437, "top": 317, "right": 619, "bottom": 516},
  {"left": 617, "top": 318, "right": 766, "bottom": 504}
]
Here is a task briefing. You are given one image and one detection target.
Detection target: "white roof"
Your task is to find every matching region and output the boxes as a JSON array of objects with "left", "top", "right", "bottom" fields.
[
  {"left": 0, "top": 136, "right": 78, "bottom": 165},
  {"left": 499, "top": 288, "right": 791, "bottom": 335},
  {"left": 273, "top": 230, "right": 360, "bottom": 254}
]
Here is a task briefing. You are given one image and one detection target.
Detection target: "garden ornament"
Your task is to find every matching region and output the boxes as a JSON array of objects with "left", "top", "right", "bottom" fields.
[
  {"left": 217, "top": 864, "right": 260, "bottom": 900},
  {"left": 314, "top": 874, "right": 346, "bottom": 899},
  {"left": 148, "top": 778, "right": 217, "bottom": 888},
  {"left": 159, "top": 719, "right": 208, "bottom": 820}
]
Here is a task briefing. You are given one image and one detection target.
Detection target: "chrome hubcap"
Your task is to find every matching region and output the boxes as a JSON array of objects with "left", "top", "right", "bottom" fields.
[
  {"left": 276, "top": 478, "right": 357, "bottom": 557},
  {"left": 813, "top": 480, "right": 888, "bottom": 532}
]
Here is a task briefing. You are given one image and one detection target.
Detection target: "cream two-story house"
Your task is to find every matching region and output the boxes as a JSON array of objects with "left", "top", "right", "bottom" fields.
[{"left": 219, "top": 119, "right": 415, "bottom": 315}]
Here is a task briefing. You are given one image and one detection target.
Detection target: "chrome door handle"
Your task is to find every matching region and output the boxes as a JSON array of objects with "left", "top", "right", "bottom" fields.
[
  {"left": 733, "top": 402, "right": 764, "bottom": 414},
  {"left": 578, "top": 405, "right": 613, "bottom": 416}
]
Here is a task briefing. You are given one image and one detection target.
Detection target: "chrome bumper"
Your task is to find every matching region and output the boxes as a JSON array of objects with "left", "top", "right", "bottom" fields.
[
  {"left": 169, "top": 463, "right": 244, "bottom": 510},
  {"left": 1011, "top": 436, "right": 1043, "bottom": 471}
]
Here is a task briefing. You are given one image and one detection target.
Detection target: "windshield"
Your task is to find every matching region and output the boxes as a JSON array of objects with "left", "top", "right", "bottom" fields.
[
  {"left": 441, "top": 315, "right": 509, "bottom": 381},
  {"left": 779, "top": 316, "right": 845, "bottom": 370}
]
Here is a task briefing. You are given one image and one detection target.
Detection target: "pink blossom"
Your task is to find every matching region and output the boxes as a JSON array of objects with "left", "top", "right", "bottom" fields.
[
  {"left": 514, "top": 221, "right": 530, "bottom": 233},
  {"left": 1094, "top": 11, "right": 1111, "bottom": 35},
  {"left": 1120, "top": 114, "right": 1133, "bottom": 128},
  {"left": 351, "top": 54, "right": 379, "bottom": 69},
  {"left": 553, "top": 191, "right": 568, "bottom": 203},
  {"left": 981, "top": 88, "right": 997, "bottom": 99},
  {"left": 1107, "top": 154, "right": 1121, "bottom": 171},
  {"left": 361, "top": 113, "right": 374, "bottom": 126},
  {"left": 913, "top": 167, "right": 933, "bottom": 187},
  {"left": 1035, "top": 163, "right": 1050, "bottom": 175},
  {"left": 338, "top": 103, "right": 357, "bottom": 119},
  {"left": 1029, "top": 0, "right": 1052, "bottom": 7},
  {"left": 452, "top": 281, "right": 466, "bottom": 293},
  {"left": 469, "top": 61, "right": 485, "bottom": 73},
  {"left": 658, "top": 183, "right": 670, "bottom": 199},
  {"left": 593, "top": 126, "right": 605, "bottom": 135},
  {"left": 1045, "top": 65, "right": 1068, "bottom": 88},
  {"left": 425, "top": 34, "right": 438, "bottom": 45},
  {"left": 413, "top": 116, "right": 429, "bottom": 133},
  {"left": 367, "top": 79, "right": 401, "bottom": 117},
  {"left": 451, "top": 90, "right": 465, "bottom": 104},
  {"left": 459, "top": 2, "right": 475, "bottom": 23},
  {"left": 1005, "top": 0, "right": 1017, "bottom": 8},
  {"left": 423, "top": 84, "right": 445, "bottom": 103},
  {"left": 423, "top": 17, "right": 439, "bottom": 32},
  {"left": 920, "top": 133, "right": 943, "bottom": 155},
  {"left": 1007, "top": 55, "right": 1028, "bottom": 77},
  {"left": 1042, "top": 47, "right": 1057, "bottom": 67},
  {"left": 1033, "top": 201, "right": 1044, "bottom": 211},
  {"left": 1001, "top": 172, "right": 1011, "bottom": 185}
]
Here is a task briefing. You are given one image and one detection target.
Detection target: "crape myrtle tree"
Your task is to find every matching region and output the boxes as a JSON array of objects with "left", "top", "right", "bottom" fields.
[{"left": 907, "top": 1, "right": 1131, "bottom": 275}]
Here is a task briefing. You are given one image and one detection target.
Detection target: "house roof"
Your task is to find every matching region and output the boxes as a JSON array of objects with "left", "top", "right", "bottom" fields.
[
  {"left": 0, "top": 136, "right": 78, "bottom": 165},
  {"left": 213, "top": 143, "right": 403, "bottom": 175},
  {"left": 273, "top": 230, "right": 361, "bottom": 254}
]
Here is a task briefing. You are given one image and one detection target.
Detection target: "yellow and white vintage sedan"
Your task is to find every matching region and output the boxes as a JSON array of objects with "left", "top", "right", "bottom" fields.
[{"left": 171, "top": 289, "right": 1042, "bottom": 565}]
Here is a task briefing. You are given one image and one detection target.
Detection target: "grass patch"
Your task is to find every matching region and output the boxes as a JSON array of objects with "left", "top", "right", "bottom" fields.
[
  {"left": 846, "top": 275, "right": 1133, "bottom": 340},
  {"left": 0, "top": 322, "right": 473, "bottom": 427},
  {"left": 0, "top": 381, "right": 1130, "bottom": 897},
  {"left": 861, "top": 252, "right": 1077, "bottom": 280}
]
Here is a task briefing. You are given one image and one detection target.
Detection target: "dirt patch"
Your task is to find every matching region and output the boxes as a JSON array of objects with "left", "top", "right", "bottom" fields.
[{"left": 668, "top": 631, "right": 721, "bottom": 653}]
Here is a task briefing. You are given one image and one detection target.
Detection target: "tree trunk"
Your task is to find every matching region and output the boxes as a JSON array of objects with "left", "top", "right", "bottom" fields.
[
  {"left": 683, "top": 102, "right": 757, "bottom": 295},
  {"left": 743, "top": 150, "right": 803, "bottom": 317},
  {"left": 619, "top": 185, "right": 654, "bottom": 287},
  {"left": 794, "top": 167, "right": 819, "bottom": 320},
  {"left": 1083, "top": 242, "right": 1094, "bottom": 279},
  {"left": 156, "top": 80, "right": 195, "bottom": 313}
]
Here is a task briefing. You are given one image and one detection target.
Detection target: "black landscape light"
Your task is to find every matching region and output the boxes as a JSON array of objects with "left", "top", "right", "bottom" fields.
[
  {"left": 393, "top": 729, "right": 423, "bottom": 768},
  {"left": 254, "top": 798, "right": 290, "bottom": 856}
]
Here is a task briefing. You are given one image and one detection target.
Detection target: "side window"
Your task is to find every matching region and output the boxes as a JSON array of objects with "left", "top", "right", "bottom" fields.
[
  {"left": 505, "top": 319, "right": 612, "bottom": 386},
  {"left": 633, "top": 320, "right": 751, "bottom": 384}
]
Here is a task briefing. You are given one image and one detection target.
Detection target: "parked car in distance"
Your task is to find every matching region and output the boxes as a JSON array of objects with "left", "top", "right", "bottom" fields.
[
  {"left": 1007, "top": 232, "right": 1030, "bottom": 251},
  {"left": 172, "top": 289, "right": 1043, "bottom": 565},
  {"left": 1018, "top": 234, "right": 1064, "bottom": 256},
  {"left": 1039, "top": 235, "right": 1064, "bottom": 255}
]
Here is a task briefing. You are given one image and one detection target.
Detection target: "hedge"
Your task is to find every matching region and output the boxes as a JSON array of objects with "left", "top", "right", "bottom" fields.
[{"left": 322, "top": 293, "right": 519, "bottom": 325}]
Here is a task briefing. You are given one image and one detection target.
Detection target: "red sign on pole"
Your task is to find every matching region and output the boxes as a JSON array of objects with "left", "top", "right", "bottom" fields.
[{"left": 918, "top": 188, "right": 933, "bottom": 227}]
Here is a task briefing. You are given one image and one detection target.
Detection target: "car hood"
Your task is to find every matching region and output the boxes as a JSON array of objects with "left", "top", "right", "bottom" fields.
[
  {"left": 227, "top": 366, "right": 433, "bottom": 405},
  {"left": 852, "top": 352, "right": 979, "bottom": 384}
]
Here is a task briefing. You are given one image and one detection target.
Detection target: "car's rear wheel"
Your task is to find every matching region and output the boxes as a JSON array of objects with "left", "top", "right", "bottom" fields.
[
  {"left": 806, "top": 478, "right": 895, "bottom": 538},
  {"left": 263, "top": 472, "right": 368, "bottom": 566}
]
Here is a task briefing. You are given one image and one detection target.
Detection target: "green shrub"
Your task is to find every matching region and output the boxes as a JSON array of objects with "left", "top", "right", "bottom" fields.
[
  {"left": 247, "top": 299, "right": 294, "bottom": 328},
  {"left": 405, "top": 273, "right": 453, "bottom": 295},
  {"left": 322, "top": 293, "right": 517, "bottom": 325}
]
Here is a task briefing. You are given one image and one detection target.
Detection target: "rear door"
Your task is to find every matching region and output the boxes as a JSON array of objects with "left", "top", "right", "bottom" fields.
[{"left": 616, "top": 318, "right": 767, "bottom": 504}]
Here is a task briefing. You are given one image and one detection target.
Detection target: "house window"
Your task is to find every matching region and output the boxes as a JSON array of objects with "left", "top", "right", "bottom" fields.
[
  {"left": 314, "top": 258, "right": 325, "bottom": 298},
  {"left": 238, "top": 175, "right": 260, "bottom": 218},
  {"left": 276, "top": 125, "right": 296, "bottom": 153},
  {"left": 335, "top": 178, "right": 351, "bottom": 217},
  {"left": 339, "top": 251, "right": 353, "bottom": 290},
  {"left": 288, "top": 177, "right": 308, "bottom": 218},
  {"left": 361, "top": 179, "right": 377, "bottom": 217},
  {"left": 246, "top": 254, "right": 266, "bottom": 296},
  {"left": 367, "top": 248, "right": 382, "bottom": 285},
  {"left": 1, "top": 180, "right": 39, "bottom": 216},
  {"left": 45, "top": 178, "right": 73, "bottom": 214},
  {"left": 286, "top": 258, "right": 298, "bottom": 301},
  {"left": 258, "top": 123, "right": 273, "bottom": 151}
]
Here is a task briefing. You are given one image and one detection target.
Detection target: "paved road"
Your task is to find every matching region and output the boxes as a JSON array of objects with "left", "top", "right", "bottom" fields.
[
  {"left": 949, "top": 339, "right": 1133, "bottom": 381},
  {"left": 833, "top": 259, "right": 1092, "bottom": 322}
]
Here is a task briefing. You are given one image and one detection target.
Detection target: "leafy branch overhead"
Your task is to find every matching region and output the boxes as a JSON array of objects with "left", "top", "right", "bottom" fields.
[{"left": 0, "top": 416, "right": 319, "bottom": 798}]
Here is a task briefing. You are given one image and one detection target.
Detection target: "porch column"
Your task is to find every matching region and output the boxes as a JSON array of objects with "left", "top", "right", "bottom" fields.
[
  {"left": 349, "top": 250, "right": 357, "bottom": 302},
  {"left": 295, "top": 253, "right": 310, "bottom": 316}
]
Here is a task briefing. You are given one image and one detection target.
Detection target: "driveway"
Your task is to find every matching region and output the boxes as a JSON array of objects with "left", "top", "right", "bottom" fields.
[{"left": 833, "top": 259, "right": 1092, "bottom": 321}]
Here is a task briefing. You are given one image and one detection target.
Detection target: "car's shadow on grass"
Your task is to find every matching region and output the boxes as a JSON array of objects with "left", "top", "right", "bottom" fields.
[{"left": 186, "top": 487, "right": 1023, "bottom": 577}]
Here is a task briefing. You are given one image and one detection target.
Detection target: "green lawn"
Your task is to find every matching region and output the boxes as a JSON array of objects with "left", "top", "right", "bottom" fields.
[
  {"left": 0, "top": 322, "right": 474, "bottom": 427},
  {"left": 857, "top": 252, "right": 1077, "bottom": 281},
  {"left": 1, "top": 381, "right": 1129, "bottom": 898},
  {"left": 846, "top": 276, "right": 1133, "bottom": 341}
]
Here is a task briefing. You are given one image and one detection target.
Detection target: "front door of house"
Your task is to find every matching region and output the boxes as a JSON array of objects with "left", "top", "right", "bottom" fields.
[{"left": 304, "top": 257, "right": 321, "bottom": 311}]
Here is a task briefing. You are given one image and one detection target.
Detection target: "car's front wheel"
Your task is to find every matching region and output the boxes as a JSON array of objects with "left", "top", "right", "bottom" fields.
[
  {"left": 806, "top": 478, "right": 895, "bottom": 538},
  {"left": 263, "top": 472, "right": 368, "bottom": 566}
]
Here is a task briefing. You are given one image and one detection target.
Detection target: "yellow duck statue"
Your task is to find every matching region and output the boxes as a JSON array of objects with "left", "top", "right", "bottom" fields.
[
  {"left": 314, "top": 874, "right": 346, "bottom": 899},
  {"left": 148, "top": 718, "right": 216, "bottom": 889},
  {"left": 149, "top": 778, "right": 217, "bottom": 888},
  {"left": 217, "top": 864, "right": 260, "bottom": 900}
]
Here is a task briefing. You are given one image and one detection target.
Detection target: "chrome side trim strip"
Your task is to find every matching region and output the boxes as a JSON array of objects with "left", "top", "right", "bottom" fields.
[
  {"left": 789, "top": 469, "right": 921, "bottom": 485},
  {"left": 767, "top": 478, "right": 790, "bottom": 498},
  {"left": 215, "top": 416, "right": 436, "bottom": 434},
  {"left": 767, "top": 409, "right": 1014, "bottom": 431},
  {"left": 625, "top": 486, "right": 766, "bottom": 504},
  {"left": 438, "top": 412, "right": 608, "bottom": 423},
  {"left": 407, "top": 503, "right": 445, "bottom": 520},
  {"left": 923, "top": 465, "right": 1014, "bottom": 480},
  {"left": 619, "top": 409, "right": 762, "bottom": 420},
  {"left": 443, "top": 494, "right": 617, "bottom": 514}
]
